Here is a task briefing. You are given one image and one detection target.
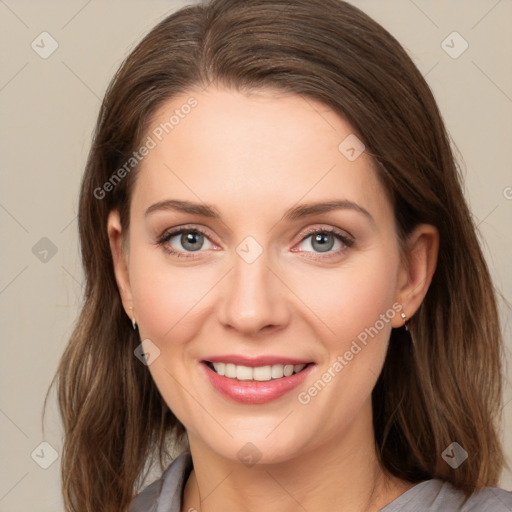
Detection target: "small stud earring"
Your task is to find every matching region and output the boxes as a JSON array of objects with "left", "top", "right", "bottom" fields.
[
  {"left": 128, "top": 306, "right": 137, "bottom": 330},
  {"left": 400, "top": 312, "right": 409, "bottom": 331}
]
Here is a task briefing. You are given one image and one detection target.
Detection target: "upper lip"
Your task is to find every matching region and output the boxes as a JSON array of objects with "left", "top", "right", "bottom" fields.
[{"left": 203, "top": 355, "right": 313, "bottom": 367}]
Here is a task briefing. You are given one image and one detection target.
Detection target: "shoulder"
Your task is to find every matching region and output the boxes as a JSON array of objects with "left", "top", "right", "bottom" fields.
[
  {"left": 380, "top": 479, "right": 512, "bottom": 511},
  {"left": 129, "top": 452, "right": 193, "bottom": 512}
]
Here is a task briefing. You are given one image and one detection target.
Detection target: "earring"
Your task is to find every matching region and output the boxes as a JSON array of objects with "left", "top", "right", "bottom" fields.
[
  {"left": 128, "top": 307, "right": 137, "bottom": 330},
  {"left": 400, "top": 312, "right": 409, "bottom": 331}
]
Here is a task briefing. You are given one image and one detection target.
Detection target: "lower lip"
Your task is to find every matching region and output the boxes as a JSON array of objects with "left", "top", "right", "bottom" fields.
[{"left": 201, "top": 362, "right": 314, "bottom": 404}]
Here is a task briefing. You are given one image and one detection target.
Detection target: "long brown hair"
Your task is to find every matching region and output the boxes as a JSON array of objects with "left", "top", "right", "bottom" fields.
[{"left": 48, "top": 0, "right": 507, "bottom": 510}]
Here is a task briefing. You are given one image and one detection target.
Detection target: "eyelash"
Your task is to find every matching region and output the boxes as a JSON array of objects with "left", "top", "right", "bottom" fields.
[{"left": 156, "top": 225, "right": 354, "bottom": 260}]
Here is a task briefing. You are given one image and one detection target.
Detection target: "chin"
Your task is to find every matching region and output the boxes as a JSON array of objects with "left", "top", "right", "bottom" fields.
[{"left": 190, "top": 422, "right": 315, "bottom": 467}]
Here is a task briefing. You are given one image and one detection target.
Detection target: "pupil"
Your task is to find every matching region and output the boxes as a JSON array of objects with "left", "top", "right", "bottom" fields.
[
  {"left": 182, "top": 231, "right": 203, "bottom": 251},
  {"left": 313, "top": 233, "right": 334, "bottom": 253}
]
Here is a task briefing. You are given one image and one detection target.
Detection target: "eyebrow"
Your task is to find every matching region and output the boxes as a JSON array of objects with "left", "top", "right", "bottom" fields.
[{"left": 144, "top": 199, "right": 374, "bottom": 224}]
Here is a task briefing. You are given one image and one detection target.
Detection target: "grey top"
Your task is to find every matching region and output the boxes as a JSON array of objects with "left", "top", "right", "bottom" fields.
[{"left": 130, "top": 453, "right": 512, "bottom": 512}]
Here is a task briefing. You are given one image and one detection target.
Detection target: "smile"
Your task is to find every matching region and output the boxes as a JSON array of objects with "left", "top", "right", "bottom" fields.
[
  {"left": 208, "top": 362, "right": 307, "bottom": 381},
  {"left": 201, "top": 358, "right": 314, "bottom": 404}
]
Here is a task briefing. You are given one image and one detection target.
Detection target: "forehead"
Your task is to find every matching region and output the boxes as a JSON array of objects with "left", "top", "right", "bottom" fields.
[{"left": 131, "top": 86, "right": 391, "bottom": 225}]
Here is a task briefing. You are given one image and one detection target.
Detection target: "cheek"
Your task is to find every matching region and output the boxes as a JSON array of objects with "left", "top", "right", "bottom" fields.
[
  {"left": 291, "top": 247, "right": 400, "bottom": 347},
  {"left": 128, "top": 246, "right": 216, "bottom": 344},
  {"left": 292, "top": 252, "right": 400, "bottom": 438}
]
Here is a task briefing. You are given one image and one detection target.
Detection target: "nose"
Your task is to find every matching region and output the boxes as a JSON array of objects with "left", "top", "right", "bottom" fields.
[{"left": 217, "top": 249, "right": 290, "bottom": 337}]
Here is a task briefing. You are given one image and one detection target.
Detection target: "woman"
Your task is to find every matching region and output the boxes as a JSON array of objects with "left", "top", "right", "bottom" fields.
[{"left": 50, "top": 0, "right": 512, "bottom": 511}]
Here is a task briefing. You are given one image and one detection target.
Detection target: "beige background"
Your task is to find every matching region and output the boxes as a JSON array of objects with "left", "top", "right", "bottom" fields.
[{"left": 1, "top": 0, "right": 511, "bottom": 510}]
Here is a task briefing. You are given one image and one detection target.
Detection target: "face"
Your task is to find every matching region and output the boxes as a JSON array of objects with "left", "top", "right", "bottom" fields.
[{"left": 109, "top": 86, "right": 424, "bottom": 465}]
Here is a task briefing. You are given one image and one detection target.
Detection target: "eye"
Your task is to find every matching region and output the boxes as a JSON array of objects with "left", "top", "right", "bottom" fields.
[
  {"left": 156, "top": 225, "right": 354, "bottom": 260},
  {"left": 157, "top": 226, "right": 216, "bottom": 258},
  {"left": 293, "top": 227, "right": 354, "bottom": 259}
]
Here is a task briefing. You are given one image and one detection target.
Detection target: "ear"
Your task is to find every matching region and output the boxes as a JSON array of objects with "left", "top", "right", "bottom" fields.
[
  {"left": 391, "top": 223, "right": 439, "bottom": 328},
  {"left": 107, "top": 209, "right": 134, "bottom": 319}
]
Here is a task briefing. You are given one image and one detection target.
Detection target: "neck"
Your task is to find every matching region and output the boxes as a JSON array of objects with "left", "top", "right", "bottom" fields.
[{"left": 182, "top": 402, "right": 411, "bottom": 512}]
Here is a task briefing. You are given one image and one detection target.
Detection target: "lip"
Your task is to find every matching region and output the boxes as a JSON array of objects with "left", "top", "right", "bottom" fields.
[
  {"left": 200, "top": 360, "right": 315, "bottom": 404},
  {"left": 204, "top": 354, "right": 312, "bottom": 367}
]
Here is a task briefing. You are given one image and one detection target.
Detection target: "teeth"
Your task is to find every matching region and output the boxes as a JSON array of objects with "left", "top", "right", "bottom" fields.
[
  {"left": 214, "top": 362, "right": 226, "bottom": 375},
  {"left": 283, "top": 364, "right": 294, "bottom": 377},
  {"left": 211, "top": 362, "right": 307, "bottom": 380},
  {"left": 271, "top": 365, "right": 283, "bottom": 379},
  {"left": 225, "top": 363, "right": 236, "bottom": 378},
  {"left": 253, "top": 365, "right": 272, "bottom": 381},
  {"left": 236, "top": 365, "right": 253, "bottom": 381}
]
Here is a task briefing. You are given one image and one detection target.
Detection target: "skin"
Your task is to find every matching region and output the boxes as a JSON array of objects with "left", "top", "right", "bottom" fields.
[{"left": 108, "top": 86, "right": 439, "bottom": 512}]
